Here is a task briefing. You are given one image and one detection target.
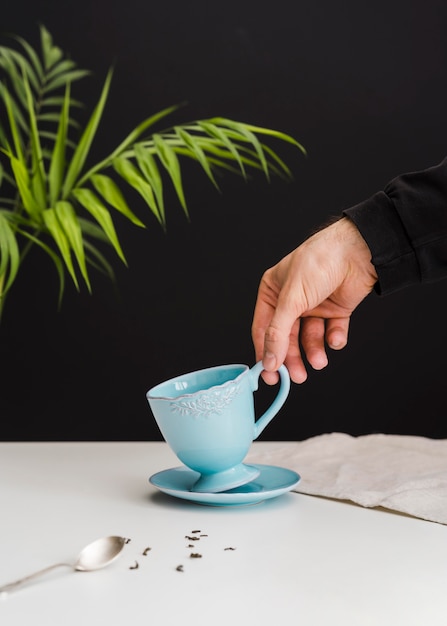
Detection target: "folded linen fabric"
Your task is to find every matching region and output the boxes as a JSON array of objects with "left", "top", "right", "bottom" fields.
[{"left": 246, "top": 433, "right": 447, "bottom": 525}]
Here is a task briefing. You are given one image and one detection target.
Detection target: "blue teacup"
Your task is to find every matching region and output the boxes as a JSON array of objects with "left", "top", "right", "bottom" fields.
[{"left": 146, "top": 361, "right": 290, "bottom": 493}]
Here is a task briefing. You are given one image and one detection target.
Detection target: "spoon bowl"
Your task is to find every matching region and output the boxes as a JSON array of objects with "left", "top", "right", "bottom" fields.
[
  {"left": 0, "top": 536, "right": 127, "bottom": 594},
  {"left": 74, "top": 536, "right": 127, "bottom": 571}
]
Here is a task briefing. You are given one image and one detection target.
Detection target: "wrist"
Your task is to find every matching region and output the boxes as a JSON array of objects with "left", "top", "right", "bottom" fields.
[{"left": 336, "top": 217, "right": 378, "bottom": 282}]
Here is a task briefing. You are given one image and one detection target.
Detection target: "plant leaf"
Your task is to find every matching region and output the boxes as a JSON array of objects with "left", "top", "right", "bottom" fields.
[
  {"left": 37, "top": 113, "right": 80, "bottom": 130},
  {"left": 40, "top": 25, "right": 63, "bottom": 71},
  {"left": 54, "top": 200, "right": 90, "bottom": 290},
  {"left": 22, "top": 70, "right": 47, "bottom": 209},
  {"left": 78, "top": 216, "right": 112, "bottom": 243},
  {"left": 209, "top": 119, "right": 270, "bottom": 179},
  {"left": 42, "top": 207, "right": 79, "bottom": 289},
  {"left": 44, "top": 69, "right": 91, "bottom": 93},
  {"left": 260, "top": 143, "right": 294, "bottom": 178},
  {"left": 234, "top": 121, "right": 307, "bottom": 155},
  {"left": 153, "top": 133, "right": 187, "bottom": 215},
  {"left": 71, "top": 187, "right": 127, "bottom": 264},
  {"left": 0, "top": 83, "right": 29, "bottom": 137},
  {"left": 197, "top": 121, "right": 246, "bottom": 177},
  {"left": 11, "top": 33, "right": 44, "bottom": 82},
  {"left": 0, "top": 49, "right": 28, "bottom": 107},
  {"left": 48, "top": 82, "right": 70, "bottom": 205},
  {"left": 175, "top": 127, "right": 219, "bottom": 189},
  {"left": 113, "top": 157, "right": 162, "bottom": 225},
  {"left": 0, "top": 46, "right": 40, "bottom": 95},
  {"left": 45, "top": 58, "right": 77, "bottom": 80},
  {"left": 83, "top": 238, "right": 115, "bottom": 281},
  {"left": 40, "top": 95, "right": 83, "bottom": 108},
  {"left": 8, "top": 154, "right": 40, "bottom": 217},
  {"left": 90, "top": 173, "right": 145, "bottom": 227},
  {"left": 0, "top": 211, "right": 20, "bottom": 296},
  {"left": 134, "top": 144, "right": 165, "bottom": 223},
  {"left": 62, "top": 68, "right": 113, "bottom": 198},
  {"left": 2, "top": 86, "right": 25, "bottom": 162}
]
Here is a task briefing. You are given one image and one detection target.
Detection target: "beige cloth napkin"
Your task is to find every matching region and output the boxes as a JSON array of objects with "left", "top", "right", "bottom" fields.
[{"left": 246, "top": 433, "right": 447, "bottom": 525}]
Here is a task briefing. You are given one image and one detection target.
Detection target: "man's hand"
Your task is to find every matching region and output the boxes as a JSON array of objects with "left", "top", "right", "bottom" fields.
[{"left": 251, "top": 218, "right": 378, "bottom": 384}]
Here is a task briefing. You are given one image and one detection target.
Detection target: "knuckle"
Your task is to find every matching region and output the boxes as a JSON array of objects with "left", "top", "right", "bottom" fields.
[{"left": 264, "top": 325, "right": 282, "bottom": 344}]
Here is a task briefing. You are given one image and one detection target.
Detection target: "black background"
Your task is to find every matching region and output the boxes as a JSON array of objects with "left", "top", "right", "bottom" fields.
[{"left": 1, "top": 1, "right": 447, "bottom": 441}]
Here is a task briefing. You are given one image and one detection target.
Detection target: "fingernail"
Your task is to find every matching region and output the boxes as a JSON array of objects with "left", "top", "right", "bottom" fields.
[{"left": 330, "top": 338, "right": 343, "bottom": 349}]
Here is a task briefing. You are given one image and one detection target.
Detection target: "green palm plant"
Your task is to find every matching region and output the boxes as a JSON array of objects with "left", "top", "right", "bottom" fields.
[{"left": 0, "top": 25, "right": 305, "bottom": 320}]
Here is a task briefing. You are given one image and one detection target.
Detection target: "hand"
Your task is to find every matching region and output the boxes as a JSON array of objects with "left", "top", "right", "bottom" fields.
[{"left": 251, "top": 217, "right": 378, "bottom": 384}]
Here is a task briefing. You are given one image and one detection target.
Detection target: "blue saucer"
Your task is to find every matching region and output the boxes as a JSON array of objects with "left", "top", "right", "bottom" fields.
[{"left": 149, "top": 464, "right": 300, "bottom": 506}]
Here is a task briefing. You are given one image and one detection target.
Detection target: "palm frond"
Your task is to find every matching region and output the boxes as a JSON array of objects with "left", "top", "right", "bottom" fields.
[{"left": 0, "top": 25, "right": 305, "bottom": 320}]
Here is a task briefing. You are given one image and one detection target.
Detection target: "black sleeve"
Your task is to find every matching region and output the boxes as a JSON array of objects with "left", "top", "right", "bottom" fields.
[{"left": 343, "top": 158, "right": 447, "bottom": 295}]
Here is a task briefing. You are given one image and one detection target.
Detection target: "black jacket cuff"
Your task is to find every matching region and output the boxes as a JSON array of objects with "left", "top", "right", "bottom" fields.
[{"left": 343, "top": 191, "right": 420, "bottom": 295}]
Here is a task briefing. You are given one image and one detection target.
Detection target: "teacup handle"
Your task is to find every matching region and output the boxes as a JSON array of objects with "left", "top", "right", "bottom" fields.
[{"left": 249, "top": 361, "right": 290, "bottom": 439}]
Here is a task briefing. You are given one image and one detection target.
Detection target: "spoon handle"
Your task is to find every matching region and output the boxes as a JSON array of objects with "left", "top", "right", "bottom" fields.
[{"left": 0, "top": 562, "right": 71, "bottom": 593}]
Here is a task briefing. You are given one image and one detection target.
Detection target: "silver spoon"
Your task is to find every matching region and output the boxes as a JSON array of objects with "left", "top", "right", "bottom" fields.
[{"left": 0, "top": 536, "right": 128, "bottom": 594}]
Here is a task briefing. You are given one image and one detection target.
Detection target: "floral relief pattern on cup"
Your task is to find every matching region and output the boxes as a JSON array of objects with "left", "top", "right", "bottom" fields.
[{"left": 169, "top": 383, "right": 241, "bottom": 418}]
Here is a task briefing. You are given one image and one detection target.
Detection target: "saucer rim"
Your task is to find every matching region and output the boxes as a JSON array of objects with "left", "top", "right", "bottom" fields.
[{"left": 149, "top": 463, "right": 301, "bottom": 506}]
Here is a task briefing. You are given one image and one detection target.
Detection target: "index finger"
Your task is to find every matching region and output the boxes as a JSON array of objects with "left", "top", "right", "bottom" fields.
[{"left": 262, "top": 303, "right": 301, "bottom": 373}]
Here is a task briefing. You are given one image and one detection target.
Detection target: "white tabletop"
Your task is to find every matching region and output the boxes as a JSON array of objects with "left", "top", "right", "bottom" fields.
[{"left": 0, "top": 442, "right": 446, "bottom": 625}]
